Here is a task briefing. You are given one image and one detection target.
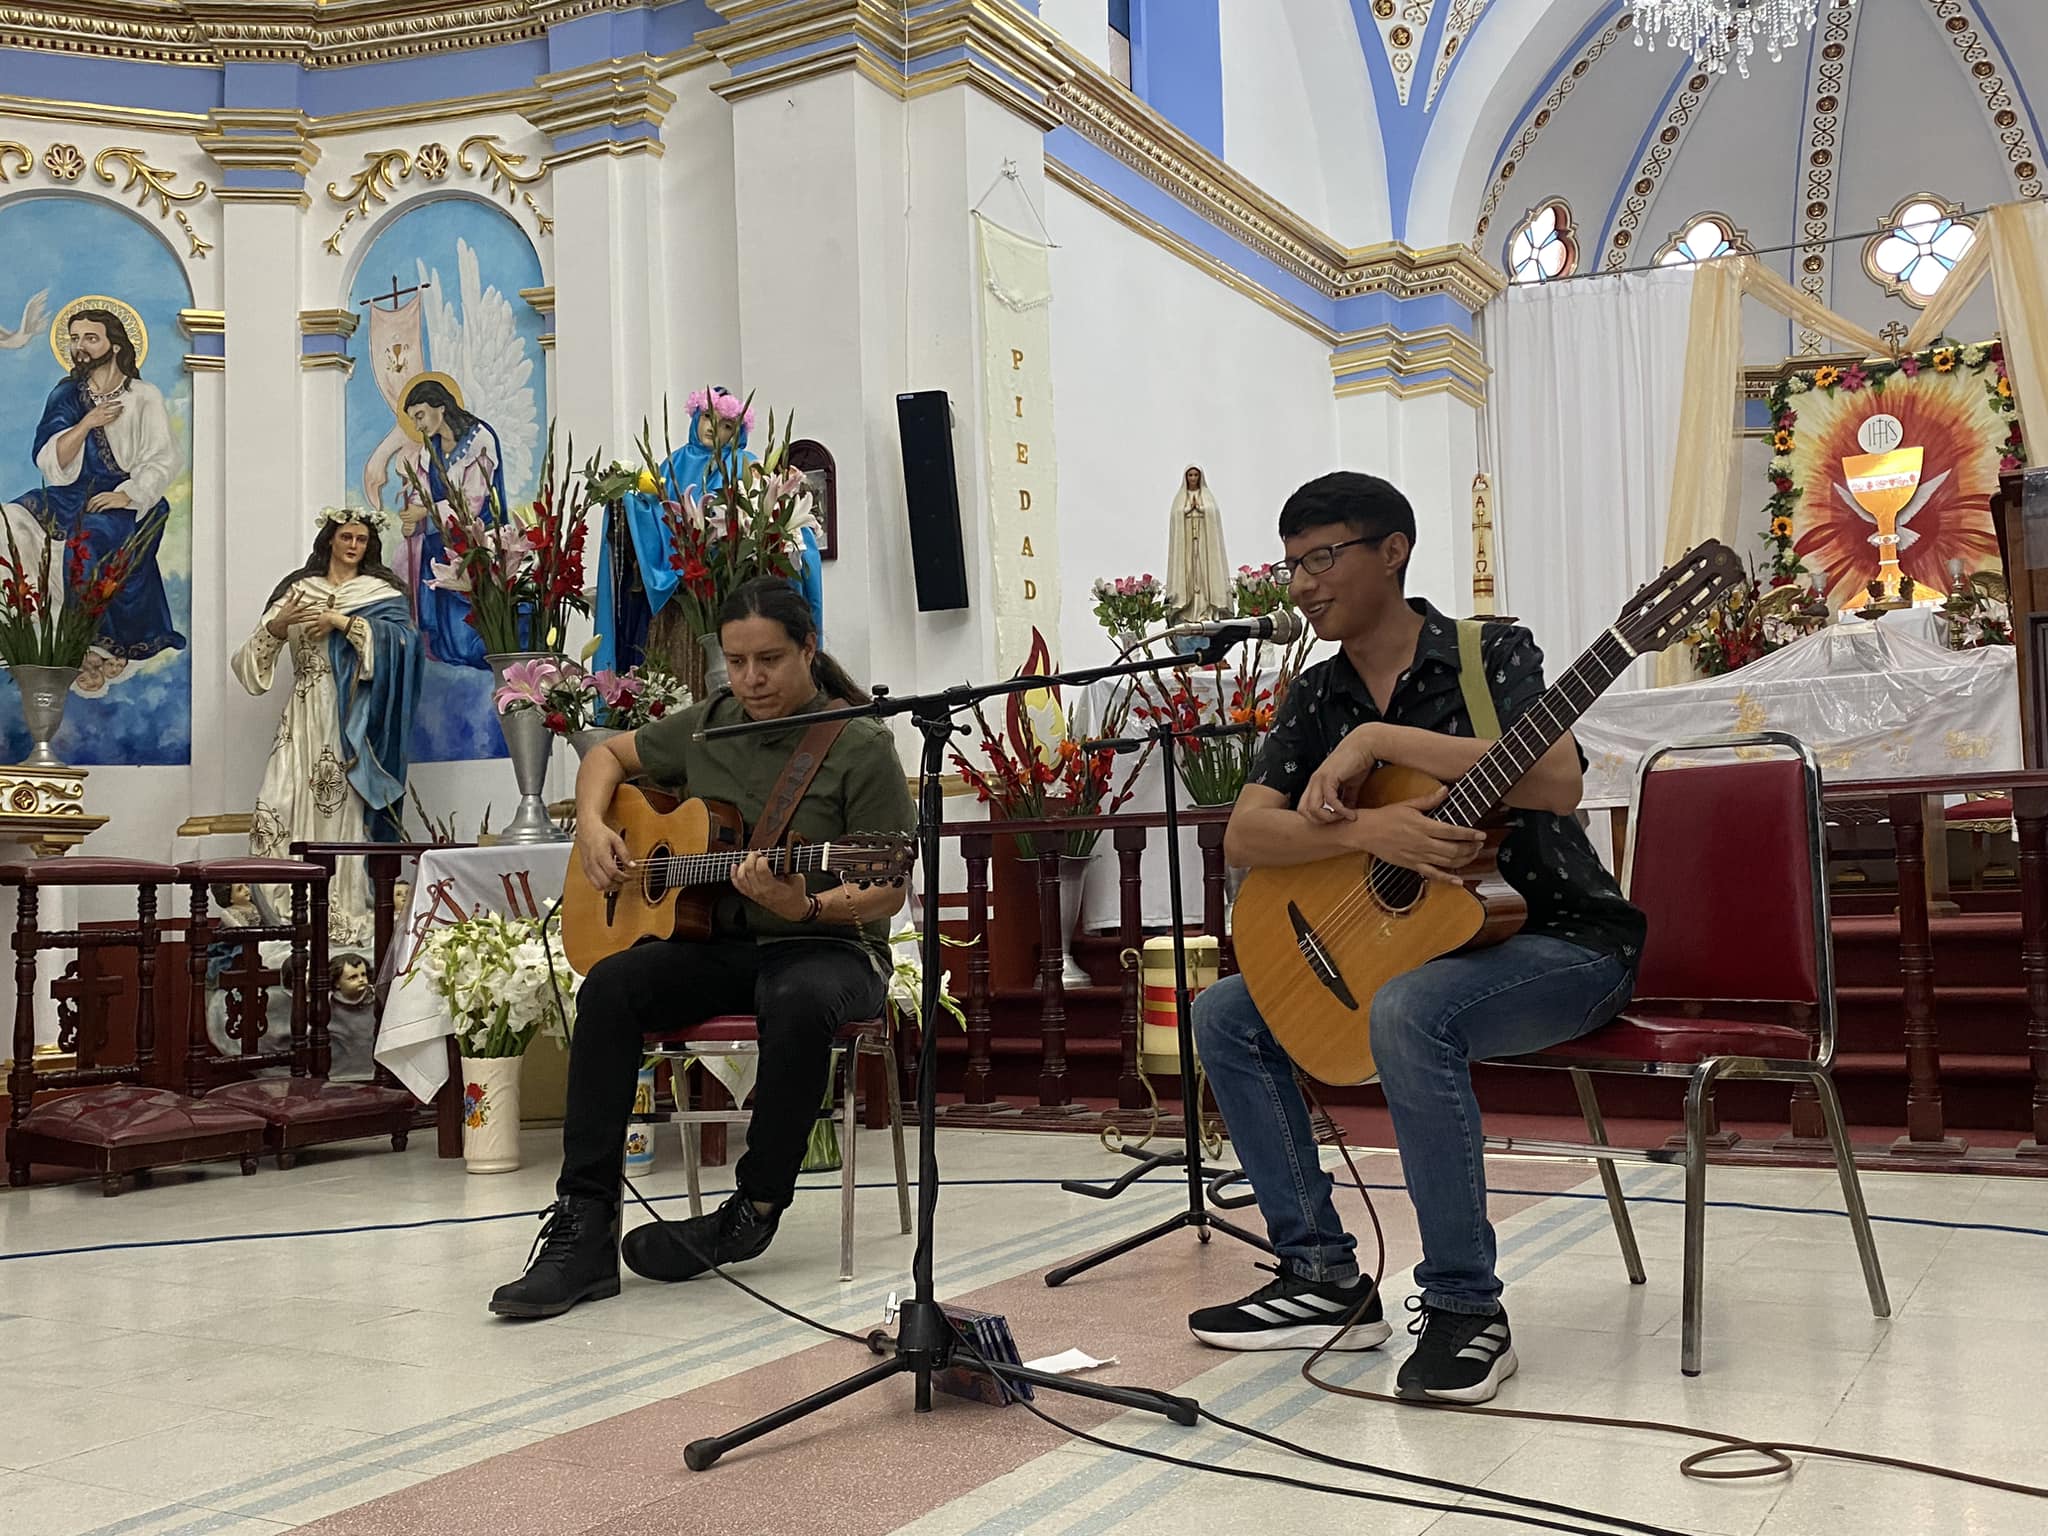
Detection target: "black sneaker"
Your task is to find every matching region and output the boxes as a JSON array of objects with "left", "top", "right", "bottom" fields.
[
  {"left": 1187, "top": 1263, "right": 1391, "bottom": 1352},
  {"left": 489, "top": 1196, "right": 621, "bottom": 1319},
  {"left": 622, "top": 1192, "right": 780, "bottom": 1282},
  {"left": 1395, "top": 1296, "right": 1517, "bottom": 1403}
]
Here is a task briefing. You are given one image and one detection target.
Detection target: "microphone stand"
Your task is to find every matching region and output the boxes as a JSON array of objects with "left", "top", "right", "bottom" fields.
[
  {"left": 680, "top": 644, "right": 1213, "bottom": 1472},
  {"left": 1043, "top": 712, "right": 1269, "bottom": 1287}
]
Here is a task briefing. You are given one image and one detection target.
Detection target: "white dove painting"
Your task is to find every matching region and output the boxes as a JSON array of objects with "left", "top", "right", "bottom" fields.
[{"left": 345, "top": 201, "right": 547, "bottom": 762}]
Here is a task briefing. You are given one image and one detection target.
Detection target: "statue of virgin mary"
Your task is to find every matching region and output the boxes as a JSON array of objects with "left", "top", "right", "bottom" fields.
[
  {"left": 1166, "top": 465, "right": 1232, "bottom": 624},
  {"left": 234, "top": 509, "right": 424, "bottom": 945}
]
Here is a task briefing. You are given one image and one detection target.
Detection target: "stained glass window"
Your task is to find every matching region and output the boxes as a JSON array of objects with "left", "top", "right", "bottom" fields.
[
  {"left": 1507, "top": 202, "right": 1576, "bottom": 285},
  {"left": 1865, "top": 197, "right": 1977, "bottom": 307}
]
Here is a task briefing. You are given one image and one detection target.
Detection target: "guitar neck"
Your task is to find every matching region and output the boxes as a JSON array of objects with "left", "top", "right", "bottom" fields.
[
  {"left": 1436, "top": 628, "right": 1639, "bottom": 829},
  {"left": 656, "top": 844, "right": 834, "bottom": 887}
]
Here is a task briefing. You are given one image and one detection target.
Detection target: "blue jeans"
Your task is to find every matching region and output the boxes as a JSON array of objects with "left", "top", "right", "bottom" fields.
[{"left": 1193, "top": 935, "right": 1635, "bottom": 1314}]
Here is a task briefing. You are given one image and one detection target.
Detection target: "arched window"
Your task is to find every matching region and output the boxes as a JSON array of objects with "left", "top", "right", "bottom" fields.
[
  {"left": 1507, "top": 201, "right": 1576, "bottom": 285},
  {"left": 1865, "top": 195, "right": 1977, "bottom": 307},
  {"left": 1657, "top": 214, "right": 1745, "bottom": 269}
]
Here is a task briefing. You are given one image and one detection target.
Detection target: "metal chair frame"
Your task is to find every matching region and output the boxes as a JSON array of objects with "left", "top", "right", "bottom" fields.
[
  {"left": 1489, "top": 732, "right": 1889, "bottom": 1376},
  {"left": 651, "top": 1022, "right": 910, "bottom": 1282}
]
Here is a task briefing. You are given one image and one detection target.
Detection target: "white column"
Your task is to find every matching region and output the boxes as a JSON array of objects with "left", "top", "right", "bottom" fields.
[{"left": 199, "top": 112, "right": 318, "bottom": 820}]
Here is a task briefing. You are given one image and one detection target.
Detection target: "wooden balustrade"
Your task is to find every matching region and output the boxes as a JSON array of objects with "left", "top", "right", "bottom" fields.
[{"left": 942, "top": 807, "right": 1234, "bottom": 1110}]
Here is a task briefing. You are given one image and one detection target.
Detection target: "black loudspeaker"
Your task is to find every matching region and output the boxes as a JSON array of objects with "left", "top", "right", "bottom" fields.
[{"left": 897, "top": 390, "right": 970, "bottom": 612}]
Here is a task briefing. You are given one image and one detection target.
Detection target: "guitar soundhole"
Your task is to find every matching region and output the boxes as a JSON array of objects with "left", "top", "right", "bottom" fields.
[
  {"left": 1367, "top": 861, "right": 1424, "bottom": 916},
  {"left": 642, "top": 843, "right": 674, "bottom": 902}
]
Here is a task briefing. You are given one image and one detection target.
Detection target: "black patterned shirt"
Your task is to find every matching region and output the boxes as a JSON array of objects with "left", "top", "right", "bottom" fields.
[{"left": 1248, "top": 600, "right": 1644, "bottom": 965}]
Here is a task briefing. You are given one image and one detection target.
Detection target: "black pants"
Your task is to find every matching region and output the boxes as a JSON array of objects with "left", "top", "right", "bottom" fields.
[{"left": 557, "top": 938, "right": 887, "bottom": 1209}]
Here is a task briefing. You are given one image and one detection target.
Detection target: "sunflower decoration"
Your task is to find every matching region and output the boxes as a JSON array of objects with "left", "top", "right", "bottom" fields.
[
  {"left": 1770, "top": 515, "right": 1794, "bottom": 539},
  {"left": 1932, "top": 347, "right": 1959, "bottom": 374},
  {"left": 1773, "top": 428, "right": 1796, "bottom": 454},
  {"left": 1996, "top": 372, "right": 2013, "bottom": 402},
  {"left": 1813, "top": 365, "right": 1843, "bottom": 391}
]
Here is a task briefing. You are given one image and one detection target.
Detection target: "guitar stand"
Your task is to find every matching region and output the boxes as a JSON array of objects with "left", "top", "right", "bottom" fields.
[
  {"left": 1045, "top": 714, "right": 1271, "bottom": 1291},
  {"left": 684, "top": 663, "right": 1215, "bottom": 1473}
]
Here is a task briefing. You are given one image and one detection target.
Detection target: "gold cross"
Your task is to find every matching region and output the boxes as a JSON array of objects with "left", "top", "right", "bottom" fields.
[{"left": 1880, "top": 321, "right": 1909, "bottom": 358}]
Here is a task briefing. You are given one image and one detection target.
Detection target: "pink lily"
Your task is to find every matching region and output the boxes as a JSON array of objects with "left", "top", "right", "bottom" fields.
[{"left": 493, "top": 657, "right": 562, "bottom": 713}]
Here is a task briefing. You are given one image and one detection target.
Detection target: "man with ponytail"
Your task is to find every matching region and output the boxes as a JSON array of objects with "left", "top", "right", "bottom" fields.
[{"left": 491, "top": 578, "right": 914, "bottom": 1318}]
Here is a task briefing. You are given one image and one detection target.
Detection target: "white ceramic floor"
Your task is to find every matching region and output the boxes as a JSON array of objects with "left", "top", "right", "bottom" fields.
[{"left": 1, "top": 1128, "right": 2044, "bottom": 1536}]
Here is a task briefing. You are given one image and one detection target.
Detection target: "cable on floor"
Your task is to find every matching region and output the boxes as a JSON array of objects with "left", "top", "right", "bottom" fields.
[{"left": 1292, "top": 1078, "right": 2048, "bottom": 1502}]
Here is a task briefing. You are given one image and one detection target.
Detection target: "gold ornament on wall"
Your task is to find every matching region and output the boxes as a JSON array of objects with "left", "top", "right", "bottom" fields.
[
  {"left": 41, "top": 143, "right": 84, "bottom": 182},
  {"left": 458, "top": 134, "right": 553, "bottom": 236},
  {"left": 0, "top": 143, "right": 32, "bottom": 181},
  {"left": 88, "top": 146, "right": 213, "bottom": 259},
  {"left": 322, "top": 147, "right": 413, "bottom": 255},
  {"left": 415, "top": 142, "right": 450, "bottom": 181}
]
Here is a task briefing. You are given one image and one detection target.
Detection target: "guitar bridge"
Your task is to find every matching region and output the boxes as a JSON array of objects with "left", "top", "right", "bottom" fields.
[{"left": 1287, "top": 901, "right": 1359, "bottom": 1012}]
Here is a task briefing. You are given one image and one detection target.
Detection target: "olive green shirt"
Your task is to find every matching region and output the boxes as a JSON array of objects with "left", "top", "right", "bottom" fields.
[{"left": 633, "top": 690, "right": 915, "bottom": 970}]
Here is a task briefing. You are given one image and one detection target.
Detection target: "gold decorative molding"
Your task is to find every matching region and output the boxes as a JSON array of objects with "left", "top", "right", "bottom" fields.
[
  {"left": 90, "top": 145, "right": 214, "bottom": 256},
  {"left": 301, "top": 354, "right": 355, "bottom": 374},
  {"left": 415, "top": 142, "right": 451, "bottom": 181},
  {"left": 178, "top": 308, "right": 226, "bottom": 337},
  {"left": 196, "top": 110, "right": 318, "bottom": 175},
  {"left": 299, "top": 307, "right": 359, "bottom": 337},
  {"left": 460, "top": 134, "right": 553, "bottom": 235},
  {"left": 307, "top": 88, "right": 550, "bottom": 139},
  {"left": 0, "top": 766, "right": 108, "bottom": 855},
  {"left": 1331, "top": 322, "right": 1488, "bottom": 410},
  {"left": 175, "top": 811, "right": 254, "bottom": 837},
  {"left": 0, "top": 2, "right": 554, "bottom": 70},
  {"left": 322, "top": 146, "right": 412, "bottom": 255},
  {"left": 37, "top": 143, "right": 80, "bottom": 182},
  {"left": 0, "top": 94, "right": 210, "bottom": 131},
  {"left": 0, "top": 142, "right": 27, "bottom": 181},
  {"left": 526, "top": 54, "right": 675, "bottom": 148},
  {"left": 517, "top": 284, "right": 555, "bottom": 315}
]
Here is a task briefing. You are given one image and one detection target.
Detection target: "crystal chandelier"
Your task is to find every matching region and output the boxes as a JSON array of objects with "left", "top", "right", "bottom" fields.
[{"left": 1633, "top": 0, "right": 1850, "bottom": 78}]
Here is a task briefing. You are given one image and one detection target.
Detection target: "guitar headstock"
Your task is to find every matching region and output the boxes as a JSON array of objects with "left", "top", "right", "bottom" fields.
[
  {"left": 827, "top": 834, "right": 915, "bottom": 886},
  {"left": 1613, "top": 540, "right": 1747, "bottom": 657}
]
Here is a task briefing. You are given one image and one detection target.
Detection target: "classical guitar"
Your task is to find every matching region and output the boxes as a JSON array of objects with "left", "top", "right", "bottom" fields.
[
  {"left": 1234, "top": 540, "right": 1746, "bottom": 1086},
  {"left": 559, "top": 784, "right": 913, "bottom": 974}
]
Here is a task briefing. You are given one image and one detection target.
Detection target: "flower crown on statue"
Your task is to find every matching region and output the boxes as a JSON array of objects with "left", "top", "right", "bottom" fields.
[
  {"left": 686, "top": 387, "right": 756, "bottom": 432},
  {"left": 316, "top": 506, "right": 399, "bottom": 540}
]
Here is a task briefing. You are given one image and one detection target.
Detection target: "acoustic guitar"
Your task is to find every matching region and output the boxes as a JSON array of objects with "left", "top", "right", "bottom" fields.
[
  {"left": 1234, "top": 540, "right": 1746, "bottom": 1086},
  {"left": 559, "top": 784, "right": 914, "bottom": 975}
]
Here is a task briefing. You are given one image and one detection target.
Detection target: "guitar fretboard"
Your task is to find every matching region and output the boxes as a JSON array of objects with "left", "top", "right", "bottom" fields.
[
  {"left": 1434, "top": 629, "right": 1638, "bottom": 830},
  {"left": 640, "top": 843, "right": 839, "bottom": 886}
]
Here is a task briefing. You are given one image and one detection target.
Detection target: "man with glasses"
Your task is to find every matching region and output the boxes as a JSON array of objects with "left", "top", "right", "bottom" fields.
[{"left": 1184, "top": 471, "right": 1644, "bottom": 1404}]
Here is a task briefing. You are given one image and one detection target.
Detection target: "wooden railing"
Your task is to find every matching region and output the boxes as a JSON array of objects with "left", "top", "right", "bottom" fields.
[{"left": 941, "top": 807, "right": 1234, "bottom": 1112}]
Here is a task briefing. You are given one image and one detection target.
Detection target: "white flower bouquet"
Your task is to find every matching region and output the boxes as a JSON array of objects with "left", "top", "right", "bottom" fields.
[{"left": 406, "top": 910, "right": 580, "bottom": 1059}]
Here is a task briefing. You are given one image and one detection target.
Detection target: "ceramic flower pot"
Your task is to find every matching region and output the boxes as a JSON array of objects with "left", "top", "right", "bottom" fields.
[{"left": 459, "top": 1054, "right": 524, "bottom": 1173}]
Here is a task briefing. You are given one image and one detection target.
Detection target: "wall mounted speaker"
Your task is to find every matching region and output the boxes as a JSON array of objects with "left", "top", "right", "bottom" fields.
[{"left": 897, "top": 390, "right": 969, "bottom": 612}]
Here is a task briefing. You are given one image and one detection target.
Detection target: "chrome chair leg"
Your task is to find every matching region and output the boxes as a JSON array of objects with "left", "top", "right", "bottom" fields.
[
  {"left": 1812, "top": 1071, "right": 1890, "bottom": 1319},
  {"left": 839, "top": 1045, "right": 859, "bottom": 1282},
  {"left": 1571, "top": 1069, "right": 1645, "bottom": 1285},
  {"left": 681, "top": 1097, "right": 704, "bottom": 1219},
  {"left": 876, "top": 1039, "right": 910, "bottom": 1234},
  {"left": 1679, "top": 1065, "right": 1719, "bottom": 1377}
]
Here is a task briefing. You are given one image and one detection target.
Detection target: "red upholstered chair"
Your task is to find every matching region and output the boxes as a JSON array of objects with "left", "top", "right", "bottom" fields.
[
  {"left": 5, "top": 859, "right": 266, "bottom": 1195},
  {"left": 1490, "top": 733, "right": 1889, "bottom": 1376},
  {"left": 648, "top": 1014, "right": 909, "bottom": 1281},
  {"left": 176, "top": 860, "right": 414, "bottom": 1168}
]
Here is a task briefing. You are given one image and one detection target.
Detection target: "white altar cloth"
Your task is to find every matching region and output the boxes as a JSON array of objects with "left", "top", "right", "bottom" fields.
[{"left": 1575, "top": 623, "right": 2021, "bottom": 808}]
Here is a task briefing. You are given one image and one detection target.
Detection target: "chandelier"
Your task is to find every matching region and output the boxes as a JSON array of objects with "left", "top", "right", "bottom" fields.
[{"left": 1632, "top": 0, "right": 1850, "bottom": 78}]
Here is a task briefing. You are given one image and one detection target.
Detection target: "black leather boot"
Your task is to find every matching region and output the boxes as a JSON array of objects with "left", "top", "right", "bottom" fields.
[
  {"left": 622, "top": 1192, "right": 779, "bottom": 1282},
  {"left": 489, "top": 1195, "right": 621, "bottom": 1318}
]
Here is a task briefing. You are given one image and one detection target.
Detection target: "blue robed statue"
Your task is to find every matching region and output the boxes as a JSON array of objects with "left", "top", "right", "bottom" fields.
[
  {"left": 595, "top": 386, "right": 823, "bottom": 674},
  {"left": 233, "top": 510, "right": 424, "bottom": 947}
]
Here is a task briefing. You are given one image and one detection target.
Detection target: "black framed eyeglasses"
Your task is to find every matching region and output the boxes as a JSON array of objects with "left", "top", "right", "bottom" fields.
[{"left": 1270, "top": 534, "right": 1384, "bottom": 586}]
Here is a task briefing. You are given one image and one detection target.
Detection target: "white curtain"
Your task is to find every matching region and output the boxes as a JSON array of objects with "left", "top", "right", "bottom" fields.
[{"left": 1482, "top": 267, "right": 1699, "bottom": 690}]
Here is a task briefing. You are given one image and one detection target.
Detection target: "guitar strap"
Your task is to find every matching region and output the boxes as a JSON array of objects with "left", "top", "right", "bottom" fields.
[
  {"left": 748, "top": 717, "right": 850, "bottom": 851},
  {"left": 1455, "top": 620, "right": 1504, "bottom": 740}
]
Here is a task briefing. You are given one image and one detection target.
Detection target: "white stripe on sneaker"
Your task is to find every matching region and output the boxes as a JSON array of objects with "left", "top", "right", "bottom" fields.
[
  {"left": 1455, "top": 1323, "right": 1511, "bottom": 1362},
  {"left": 1264, "top": 1298, "right": 1316, "bottom": 1319},
  {"left": 1240, "top": 1303, "right": 1290, "bottom": 1324}
]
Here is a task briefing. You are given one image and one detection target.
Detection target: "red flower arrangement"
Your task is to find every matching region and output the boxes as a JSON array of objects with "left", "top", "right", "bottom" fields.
[
  {"left": 950, "top": 699, "right": 1151, "bottom": 858},
  {"left": 0, "top": 503, "right": 170, "bottom": 670}
]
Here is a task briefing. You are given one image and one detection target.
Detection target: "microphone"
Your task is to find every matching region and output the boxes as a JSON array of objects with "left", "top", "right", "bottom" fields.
[{"left": 1162, "top": 610, "right": 1305, "bottom": 645}]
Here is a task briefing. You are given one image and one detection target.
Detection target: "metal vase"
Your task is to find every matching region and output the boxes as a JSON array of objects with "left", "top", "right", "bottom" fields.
[
  {"left": 12, "top": 664, "right": 80, "bottom": 769},
  {"left": 486, "top": 651, "right": 567, "bottom": 844},
  {"left": 569, "top": 726, "right": 623, "bottom": 761},
  {"left": 698, "top": 632, "right": 730, "bottom": 696}
]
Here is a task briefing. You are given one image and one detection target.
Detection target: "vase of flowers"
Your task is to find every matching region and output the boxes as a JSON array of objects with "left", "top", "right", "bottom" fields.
[
  {"left": 0, "top": 505, "right": 171, "bottom": 769},
  {"left": 404, "top": 910, "right": 578, "bottom": 1173},
  {"left": 1091, "top": 572, "right": 1169, "bottom": 654},
  {"left": 488, "top": 655, "right": 569, "bottom": 843}
]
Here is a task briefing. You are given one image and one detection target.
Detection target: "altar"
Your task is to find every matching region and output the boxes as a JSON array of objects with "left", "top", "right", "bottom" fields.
[{"left": 1576, "top": 617, "right": 2022, "bottom": 807}]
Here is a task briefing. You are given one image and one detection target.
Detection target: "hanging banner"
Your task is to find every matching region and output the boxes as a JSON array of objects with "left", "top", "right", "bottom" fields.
[{"left": 976, "top": 212, "right": 1061, "bottom": 684}]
